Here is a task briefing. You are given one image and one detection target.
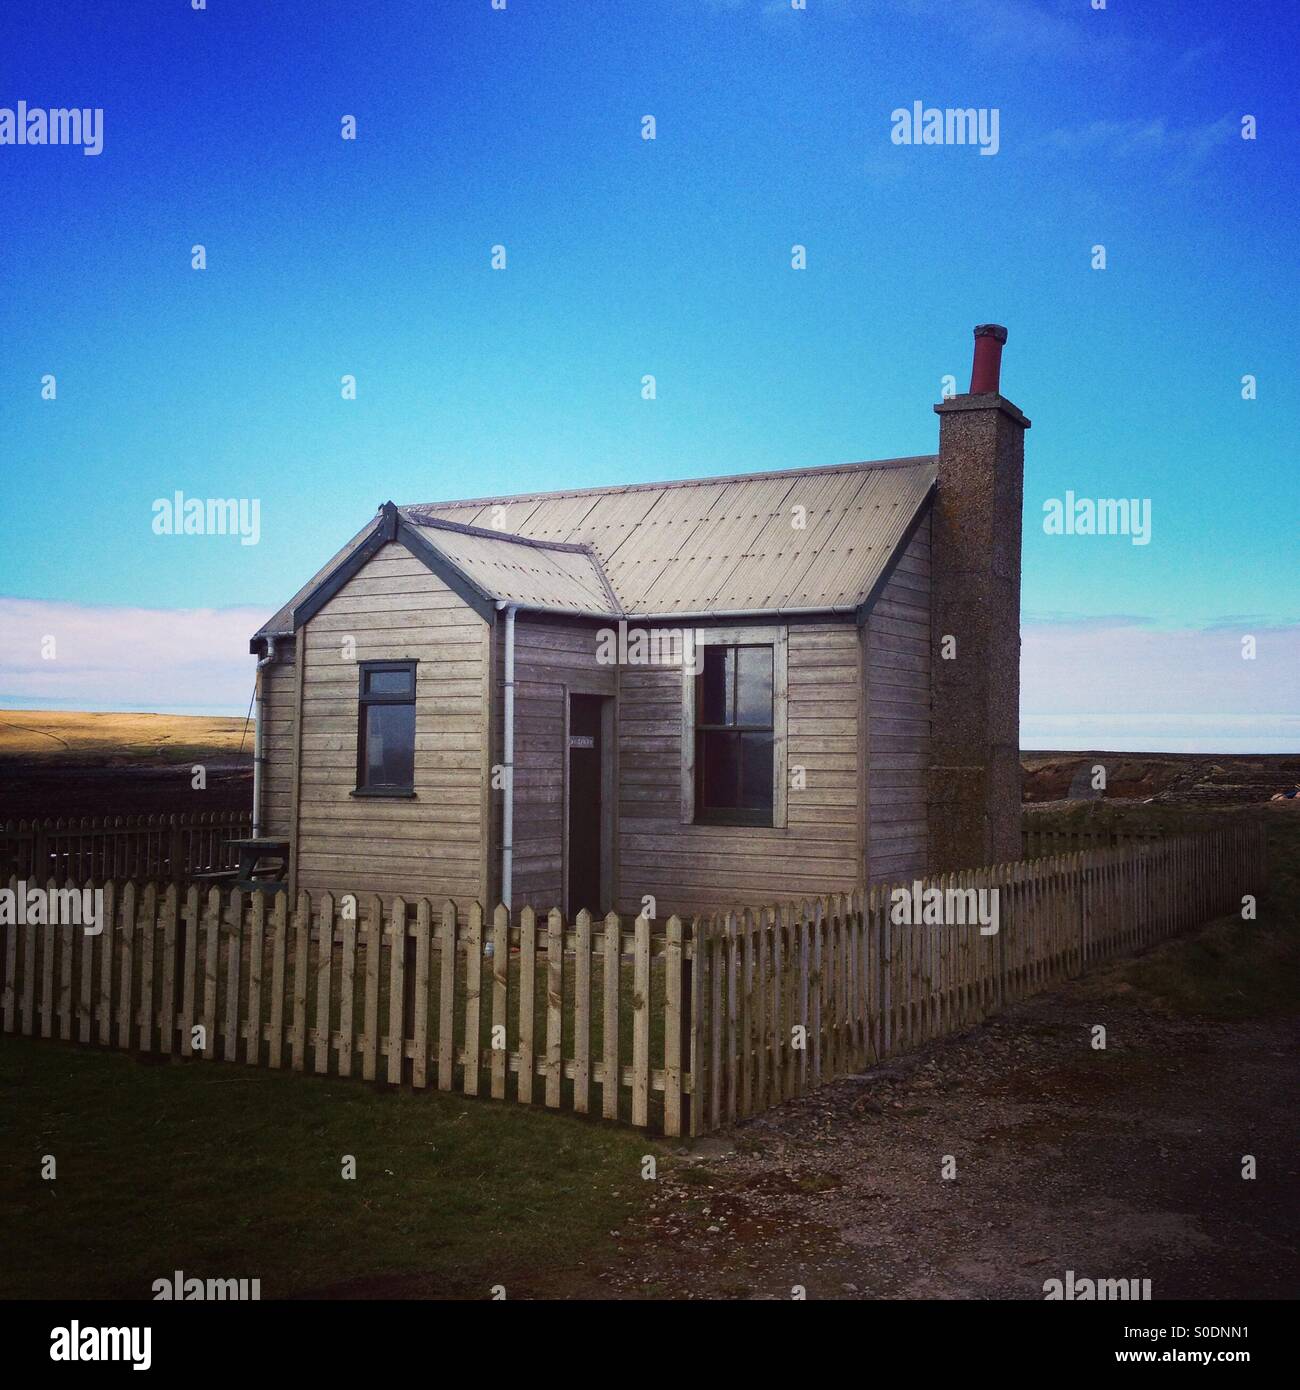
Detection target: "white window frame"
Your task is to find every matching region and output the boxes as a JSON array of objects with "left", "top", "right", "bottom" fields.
[{"left": 680, "top": 625, "right": 788, "bottom": 829}]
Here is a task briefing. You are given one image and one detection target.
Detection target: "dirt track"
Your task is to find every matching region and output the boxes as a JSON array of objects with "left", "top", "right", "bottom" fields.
[{"left": 525, "top": 933, "right": 1300, "bottom": 1301}]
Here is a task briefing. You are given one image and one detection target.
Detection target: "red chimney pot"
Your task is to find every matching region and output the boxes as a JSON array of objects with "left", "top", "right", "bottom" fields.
[{"left": 969, "top": 323, "right": 1008, "bottom": 394}]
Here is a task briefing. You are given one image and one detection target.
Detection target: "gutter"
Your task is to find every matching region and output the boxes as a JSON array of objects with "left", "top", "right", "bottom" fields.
[
  {"left": 483, "top": 601, "right": 864, "bottom": 625},
  {"left": 258, "top": 600, "right": 868, "bottom": 643},
  {"left": 497, "top": 602, "right": 517, "bottom": 909},
  {"left": 252, "top": 636, "right": 277, "bottom": 838}
]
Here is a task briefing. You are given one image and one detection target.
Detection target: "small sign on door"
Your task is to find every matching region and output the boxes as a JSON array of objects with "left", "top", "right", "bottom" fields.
[{"left": 569, "top": 734, "right": 595, "bottom": 749}]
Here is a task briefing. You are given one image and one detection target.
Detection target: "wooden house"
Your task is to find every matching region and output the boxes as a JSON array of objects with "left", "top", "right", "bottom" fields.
[{"left": 250, "top": 326, "right": 1029, "bottom": 918}]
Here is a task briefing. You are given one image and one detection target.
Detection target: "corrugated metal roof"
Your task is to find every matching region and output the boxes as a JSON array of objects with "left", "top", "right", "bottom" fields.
[
  {"left": 405, "top": 456, "right": 936, "bottom": 617},
  {"left": 404, "top": 520, "right": 618, "bottom": 615},
  {"left": 253, "top": 456, "right": 936, "bottom": 640}
]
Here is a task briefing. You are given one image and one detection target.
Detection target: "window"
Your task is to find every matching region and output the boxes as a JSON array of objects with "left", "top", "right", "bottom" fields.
[
  {"left": 355, "top": 661, "right": 417, "bottom": 796},
  {"left": 694, "top": 644, "right": 774, "bottom": 825}
]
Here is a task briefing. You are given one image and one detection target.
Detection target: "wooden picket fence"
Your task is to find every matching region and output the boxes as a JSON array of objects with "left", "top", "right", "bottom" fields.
[
  {"left": 0, "top": 821, "right": 1265, "bottom": 1137},
  {"left": 1021, "top": 815, "right": 1216, "bottom": 859},
  {"left": 0, "top": 812, "right": 251, "bottom": 884}
]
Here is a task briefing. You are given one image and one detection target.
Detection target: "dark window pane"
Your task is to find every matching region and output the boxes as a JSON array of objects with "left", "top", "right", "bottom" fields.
[
  {"left": 735, "top": 647, "right": 773, "bottom": 726},
  {"left": 740, "top": 732, "right": 774, "bottom": 810},
  {"left": 365, "top": 668, "right": 414, "bottom": 697},
  {"left": 700, "top": 646, "right": 734, "bottom": 725},
  {"left": 699, "top": 730, "right": 740, "bottom": 810},
  {"left": 364, "top": 703, "right": 415, "bottom": 787}
]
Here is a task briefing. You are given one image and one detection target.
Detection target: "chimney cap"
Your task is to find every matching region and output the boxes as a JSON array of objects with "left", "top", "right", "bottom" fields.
[{"left": 974, "top": 323, "right": 1008, "bottom": 344}]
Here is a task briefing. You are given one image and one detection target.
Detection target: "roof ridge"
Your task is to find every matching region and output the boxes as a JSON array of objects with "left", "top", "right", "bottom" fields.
[
  {"left": 402, "top": 454, "right": 937, "bottom": 512},
  {"left": 402, "top": 510, "right": 595, "bottom": 555}
]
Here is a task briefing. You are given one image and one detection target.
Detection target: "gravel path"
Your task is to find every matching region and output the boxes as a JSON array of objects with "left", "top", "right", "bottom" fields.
[{"left": 531, "top": 943, "right": 1299, "bottom": 1300}]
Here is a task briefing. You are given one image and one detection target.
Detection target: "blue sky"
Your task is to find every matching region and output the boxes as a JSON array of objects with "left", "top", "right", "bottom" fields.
[{"left": 0, "top": 0, "right": 1296, "bottom": 748}]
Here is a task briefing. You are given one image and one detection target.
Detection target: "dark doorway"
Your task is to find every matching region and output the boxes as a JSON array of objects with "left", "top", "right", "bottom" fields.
[{"left": 567, "top": 694, "right": 604, "bottom": 916}]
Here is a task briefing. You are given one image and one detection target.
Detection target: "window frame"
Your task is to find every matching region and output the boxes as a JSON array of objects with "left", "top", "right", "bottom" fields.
[
  {"left": 353, "top": 659, "right": 419, "bottom": 798},
  {"left": 681, "top": 626, "right": 787, "bottom": 829},
  {"left": 693, "top": 644, "right": 776, "bottom": 826}
]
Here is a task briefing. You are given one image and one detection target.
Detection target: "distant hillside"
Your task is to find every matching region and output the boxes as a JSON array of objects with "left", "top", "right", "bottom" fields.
[
  {"left": 0, "top": 710, "right": 252, "bottom": 765},
  {"left": 1, "top": 711, "right": 1296, "bottom": 821},
  {"left": 1023, "top": 750, "right": 1300, "bottom": 807},
  {"left": 0, "top": 710, "right": 253, "bottom": 819}
]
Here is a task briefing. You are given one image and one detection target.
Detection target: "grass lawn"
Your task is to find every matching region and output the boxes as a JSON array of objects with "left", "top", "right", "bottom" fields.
[
  {"left": 0, "top": 1038, "right": 655, "bottom": 1300},
  {"left": 1029, "top": 802, "right": 1300, "bottom": 1021},
  {"left": 1111, "top": 808, "right": 1299, "bottom": 1020}
]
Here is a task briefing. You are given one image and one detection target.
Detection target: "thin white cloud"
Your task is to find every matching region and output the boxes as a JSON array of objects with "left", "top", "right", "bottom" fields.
[
  {"left": 705, "top": 0, "right": 1097, "bottom": 58},
  {"left": 1169, "top": 39, "right": 1223, "bottom": 75},
  {"left": 885, "top": 0, "right": 1104, "bottom": 61},
  {"left": 0, "top": 597, "right": 271, "bottom": 716},
  {"left": 1022, "top": 617, "right": 1300, "bottom": 751},
  {"left": 1035, "top": 114, "right": 1238, "bottom": 179},
  {"left": 2, "top": 599, "right": 1294, "bottom": 750}
]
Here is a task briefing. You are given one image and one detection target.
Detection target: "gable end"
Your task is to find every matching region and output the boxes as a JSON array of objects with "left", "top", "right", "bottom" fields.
[{"left": 292, "top": 502, "right": 498, "bottom": 629}]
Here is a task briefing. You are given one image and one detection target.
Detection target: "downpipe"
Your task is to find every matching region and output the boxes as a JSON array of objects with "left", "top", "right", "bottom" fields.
[
  {"left": 497, "top": 602, "right": 517, "bottom": 909},
  {"left": 251, "top": 636, "right": 277, "bottom": 838}
]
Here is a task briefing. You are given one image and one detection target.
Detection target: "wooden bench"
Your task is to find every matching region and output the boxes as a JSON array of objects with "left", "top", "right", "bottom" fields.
[{"left": 227, "top": 837, "right": 290, "bottom": 895}]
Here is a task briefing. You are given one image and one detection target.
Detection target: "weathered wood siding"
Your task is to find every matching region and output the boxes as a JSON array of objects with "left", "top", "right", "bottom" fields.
[
  {"left": 265, "top": 517, "right": 931, "bottom": 907},
  {"left": 618, "top": 620, "right": 861, "bottom": 918},
  {"left": 864, "top": 511, "right": 932, "bottom": 883},
  {"left": 292, "top": 544, "right": 491, "bottom": 900},
  {"left": 493, "top": 615, "right": 615, "bottom": 913},
  {"left": 259, "top": 637, "right": 296, "bottom": 838}
]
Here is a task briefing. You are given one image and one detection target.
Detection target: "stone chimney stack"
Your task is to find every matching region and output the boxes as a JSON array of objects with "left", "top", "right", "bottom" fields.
[{"left": 928, "top": 325, "right": 1030, "bottom": 870}]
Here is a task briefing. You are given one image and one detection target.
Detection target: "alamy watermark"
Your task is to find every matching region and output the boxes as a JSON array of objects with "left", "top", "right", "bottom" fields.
[
  {"left": 49, "top": 1323, "right": 150, "bottom": 1370},
  {"left": 890, "top": 102, "right": 1000, "bottom": 156},
  {"left": 0, "top": 881, "right": 103, "bottom": 934},
  {"left": 152, "top": 492, "right": 261, "bottom": 545},
  {"left": 596, "top": 620, "right": 704, "bottom": 673},
  {"left": 1042, "top": 492, "right": 1151, "bottom": 546},
  {"left": 1, "top": 101, "right": 103, "bottom": 155},
  {"left": 1043, "top": 1269, "right": 1152, "bottom": 1300},
  {"left": 152, "top": 1270, "right": 261, "bottom": 1300},
  {"left": 890, "top": 881, "right": 1000, "bottom": 935}
]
